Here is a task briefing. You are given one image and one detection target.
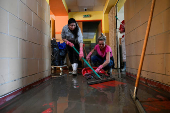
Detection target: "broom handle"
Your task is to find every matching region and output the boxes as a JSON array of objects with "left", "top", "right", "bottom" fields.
[
  {"left": 72, "top": 46, "right": 101, "bottom": 79},
  {"left": 83, "top": 46, "right": 91, "bottom": 65},
  {"left": 133, "top": 0, "right": 156, "bottom": 99}
]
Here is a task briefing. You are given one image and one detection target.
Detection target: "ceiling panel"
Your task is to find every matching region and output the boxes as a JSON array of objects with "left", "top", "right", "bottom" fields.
[
  {"left": 65, "top": 0, "right": 107, "bottom": 12},
  {"left": 94, "top": 0, "right": 106, "bottom": 6},
  {"left": 93, "top": 6, "right": 105, "bottom": 11},
  {"left": 65, "top": 0, "right": 77, "bottom": 6},
  {"left": 77, "top": 0, "right": 95, "bottom": 6},
  {"left": 79, "top": 6, "right": 93, "bottom": 12},
  {"left": 69, "top": 6, "right": 79, "bottom": 12}
]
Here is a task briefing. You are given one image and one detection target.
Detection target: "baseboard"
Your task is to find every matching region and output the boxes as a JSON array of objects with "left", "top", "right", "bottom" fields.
[
  {"left": 0, "top": 75, "right": 52, "bottom": 107},
  {"left": 126, "top": 72, "right": 170, "bottom": 93}
]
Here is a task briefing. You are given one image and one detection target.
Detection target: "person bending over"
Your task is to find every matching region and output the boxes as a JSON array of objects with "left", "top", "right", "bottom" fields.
[
  {"left": 86, "top": 33, "right": 114, "bottom": 75},
  {"left": 61, "top": 18, "right": 84, "bottom": 75}
]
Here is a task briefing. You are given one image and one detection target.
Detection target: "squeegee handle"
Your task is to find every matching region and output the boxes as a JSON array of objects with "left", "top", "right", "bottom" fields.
[{"left": 72, "top": 46, "right": 101, "bottom": 79}]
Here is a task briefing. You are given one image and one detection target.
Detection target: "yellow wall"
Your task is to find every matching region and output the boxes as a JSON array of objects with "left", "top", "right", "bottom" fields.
[
  {"left": 62, "top": 0, "right": 68, "bottom": 13},
  {"left": 69, "top": 11, "right": 104, "bottom": 32},
  {"left": 51, "top": 17, "right": 55, "bottom": 39},
  {"left": 69, "top": 11, "right": 103, "bottom": 20},
  {"left": 103, "top": 0, "right": 110, "bottom": 13},
  {"left": 117, "top": 0, "right": 126, "bottom": 12},
  {"left": 103, "top": 0, "right": 118, "bottom": 14},
  {"left": 69, "top": 11, "right": 109, "bottom": 43},
  {"left": 46, "top": 0, "right": 49, "bottom": 4},
  {"left": 103, "top": 14, "right": 109, "bottom": 33},
  {"left": 69, "top": 12, "right": 104, "bottom": 43}
]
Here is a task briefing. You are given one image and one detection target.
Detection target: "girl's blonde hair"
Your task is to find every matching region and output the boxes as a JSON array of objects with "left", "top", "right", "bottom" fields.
[{"left": 98, "top": 33, "right": 106, "bottom": 42}]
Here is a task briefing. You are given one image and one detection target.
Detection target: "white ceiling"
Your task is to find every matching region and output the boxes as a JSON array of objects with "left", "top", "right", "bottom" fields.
[{"left": 65, "top": 0, "right": 107, "bottom": 12}]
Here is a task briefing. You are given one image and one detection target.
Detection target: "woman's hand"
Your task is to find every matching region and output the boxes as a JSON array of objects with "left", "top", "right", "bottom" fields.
[
  {"left": 66, "top": 41, "right": 74, "bottom": 47},
  {"left": 79, "top": 47, "right": 84, "bottom": 58},
  {"left": 95, "top": 65, "right": 103, "bottom": 73},
  {"left": 86, "top": 52, "right": 92, "bottom": 61}
]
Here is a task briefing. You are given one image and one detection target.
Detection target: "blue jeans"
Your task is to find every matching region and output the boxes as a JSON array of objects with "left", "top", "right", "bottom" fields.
[{"left": 91, "top": 55, "right": 114, "bottom": 71}]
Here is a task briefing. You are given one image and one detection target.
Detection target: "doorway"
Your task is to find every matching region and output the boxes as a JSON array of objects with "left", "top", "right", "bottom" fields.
[{"left": 77, "top": 20, "right": 102, "bottom": 67}]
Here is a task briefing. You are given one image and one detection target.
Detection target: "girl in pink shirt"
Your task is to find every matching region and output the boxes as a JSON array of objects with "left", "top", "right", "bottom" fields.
[{"left": 86, "top": 33, "right": 114, "bottom": 75}]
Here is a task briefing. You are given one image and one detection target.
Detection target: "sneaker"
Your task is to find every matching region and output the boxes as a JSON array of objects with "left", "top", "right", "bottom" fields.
[{"left": 72, "top": 70, "right": 77, "bottom": 75}]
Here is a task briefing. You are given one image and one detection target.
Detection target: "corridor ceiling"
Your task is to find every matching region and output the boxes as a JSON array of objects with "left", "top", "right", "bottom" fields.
[
  {"left": 50, "top": 0, "right": 68, "bottom": 16},
  {"left": 65, "top": 0, "right": 107, "bottom": 12},
  {"left": 49, "top": 0, "right": 118, "bottom": 16}
]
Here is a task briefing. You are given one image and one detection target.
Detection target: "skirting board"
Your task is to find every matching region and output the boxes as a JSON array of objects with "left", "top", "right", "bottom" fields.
[
  {"left": 0, "top": 75, "right": 52, "bottom": 108},
  {"left": 126, "top": 72, "right": 170, "bottom": 93}
]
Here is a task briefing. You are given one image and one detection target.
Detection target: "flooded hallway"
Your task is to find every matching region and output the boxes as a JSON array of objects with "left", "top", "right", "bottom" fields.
[{"left": 0, "top": 0, "right": 170, "bottom": 113}]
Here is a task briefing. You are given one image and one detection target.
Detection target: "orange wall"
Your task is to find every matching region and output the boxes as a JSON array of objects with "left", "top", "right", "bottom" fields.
[
  {"left": 55, "top": 16, "right": 68, "bottom": 34},
  {"left": 55, "top": 16, "right": 68, "bottom": 42}
]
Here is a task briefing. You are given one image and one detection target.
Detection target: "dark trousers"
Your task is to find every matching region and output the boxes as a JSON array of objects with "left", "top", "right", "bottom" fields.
[
  {"left": 67, "top": 43, "right": 79, "bottom": 64},
  {"left": 91, "top": 55, "right": 114, "bottom": 71}
]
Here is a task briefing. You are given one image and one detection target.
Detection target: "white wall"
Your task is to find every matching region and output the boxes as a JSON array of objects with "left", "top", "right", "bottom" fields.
[
  {"left": 117, "top": 6, "right": 125, "bottom": 40},
  {"left": 0, "top": 0, "right": 51, "bottom": 96}
]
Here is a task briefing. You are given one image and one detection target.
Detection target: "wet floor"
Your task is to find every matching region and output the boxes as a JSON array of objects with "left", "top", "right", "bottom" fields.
[{"left": 0, "top": 69, "right": 170, "bottom": 113}]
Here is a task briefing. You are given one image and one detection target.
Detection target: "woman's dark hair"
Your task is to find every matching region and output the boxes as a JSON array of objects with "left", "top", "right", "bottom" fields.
[{"left": 68, "top": 18, "right": 79, "bottom": 38}]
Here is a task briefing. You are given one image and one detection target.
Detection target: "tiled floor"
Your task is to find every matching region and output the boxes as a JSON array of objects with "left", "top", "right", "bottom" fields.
[{"left": 0, "top": 69, "right": 170, "bottom": 113}]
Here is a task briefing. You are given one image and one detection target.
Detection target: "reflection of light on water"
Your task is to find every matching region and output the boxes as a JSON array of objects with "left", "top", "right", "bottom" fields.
[
  {"left": 72, "top": 78, "right": 79, "bottom": 88},
  {"left": 60, "top": 72, "right": 63, "bottom": 75}
]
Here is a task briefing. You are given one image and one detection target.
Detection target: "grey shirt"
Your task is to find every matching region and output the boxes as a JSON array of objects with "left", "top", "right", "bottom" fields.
[{"left": 61, "top": 25, "right": 83, "bottom": 44}]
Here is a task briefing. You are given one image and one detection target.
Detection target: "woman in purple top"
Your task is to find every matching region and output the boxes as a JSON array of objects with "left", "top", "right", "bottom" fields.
[{"left": 86, "top": 33, "right": 114, "bottom": 75}]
